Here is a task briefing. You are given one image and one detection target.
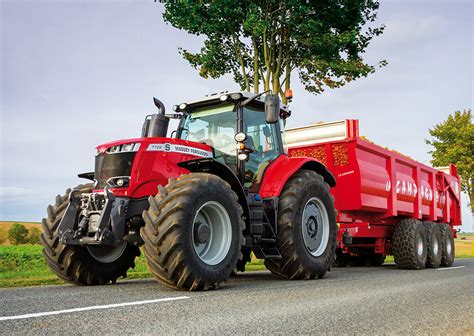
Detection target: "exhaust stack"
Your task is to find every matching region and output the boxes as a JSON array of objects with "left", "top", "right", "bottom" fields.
[{"left": 141, "top": 97, "right": 170, "bottom": 138}]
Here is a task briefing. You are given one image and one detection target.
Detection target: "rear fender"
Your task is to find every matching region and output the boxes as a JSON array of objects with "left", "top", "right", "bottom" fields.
[
  {"left": 259, "top": 155, "right": 336, "bottom": 198},
  {"left": 177, "top": 158, "right": 250, "bottom": 220}
]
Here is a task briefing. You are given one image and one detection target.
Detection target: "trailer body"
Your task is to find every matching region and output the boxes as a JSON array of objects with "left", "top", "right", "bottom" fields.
[{"left": 286, "top": 119, "right": 462, "bottom": 256}]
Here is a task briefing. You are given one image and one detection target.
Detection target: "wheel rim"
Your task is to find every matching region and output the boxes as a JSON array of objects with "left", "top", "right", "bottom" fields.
[
  {"left": 446, "top": 238, "right": 452, "bottom": 255},
  {"left": 416, "top": 235, "right": 424, "bottom": 256},
  {"left": 192, "top": 201, "right": 232, "bottom": 266},
  {"left": 301, "top": 197, "right": 330, "bottom": 257},
  {"left": 87, "top": 241, "right": 127, "bottom": 263},
  {"left": 433, "top": 236, "right": 439, "bottom": 256}
]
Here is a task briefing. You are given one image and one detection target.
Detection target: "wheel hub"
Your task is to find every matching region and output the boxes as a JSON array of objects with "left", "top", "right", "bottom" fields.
[
  {"left": 192, "top": 201, "right": 232, "bottom": 266},
  {"left": 306, "top": 216, "right": 318, "bottom": 238},
  {"left": 301, "top": 197, "right": 330, "bottom": 257},
  {"left": 194, "top": 221, "right": 211, "bottom": 244}
]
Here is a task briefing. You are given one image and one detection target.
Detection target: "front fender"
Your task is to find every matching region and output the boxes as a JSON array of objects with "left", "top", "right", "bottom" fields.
[
  {"left": 177, "top": 158, "right": 250, "bottom": 219},
  {"left": 259, "top": 155, "right": 336, "bottom": 198}
]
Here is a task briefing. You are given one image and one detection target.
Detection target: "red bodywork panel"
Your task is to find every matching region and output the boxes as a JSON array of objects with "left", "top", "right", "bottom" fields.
[
  {"left": 94, "top": 137, "right": 214, "bottom": 199},
  {"left": 288, "top": 119, "right": 462, "bottom": 255},
  {"left": 258, "top": 155, "right": 327, "bottom": 198}
]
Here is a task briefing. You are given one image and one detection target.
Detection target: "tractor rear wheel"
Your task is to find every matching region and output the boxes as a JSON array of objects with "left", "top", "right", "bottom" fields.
[
  {"left": 439, "top": 224, "right": 455, "bottom": 267},
  {"left": 264, "top": 170, "right": 337, "bottom": 280},
  {"left": 40, "top": 184, "right": 140, "bottom": 285},
  {"left": 142, "top": 173, "right": 245, "bottom": 291},
  {"left": 392, "top": 218, "right": 427, "bottom": 269},
  {"left": 423, "top": 221, "right": 442, "bottom": 268}
]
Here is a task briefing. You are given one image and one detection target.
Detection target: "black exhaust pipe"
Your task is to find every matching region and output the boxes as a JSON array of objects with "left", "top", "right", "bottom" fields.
[{"left": 141, "top": 97, "right": 170, "bottom": 138}]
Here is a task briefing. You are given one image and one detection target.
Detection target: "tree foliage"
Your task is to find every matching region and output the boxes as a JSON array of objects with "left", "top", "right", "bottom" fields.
[
  {"left": 8, "top": 223, "right": 29, "bottom": 245},
  {"left": 426, "top": 109, "right": 474, "bottom": 215},
  {"left": 159, "top": 0, "right": 386, "bottom": 103},
  {"left": 28, "top": 227, "right": 41, "bottom": 245},
  {"left": 0, "top": 228, "right": 7, "bottom": 245}
]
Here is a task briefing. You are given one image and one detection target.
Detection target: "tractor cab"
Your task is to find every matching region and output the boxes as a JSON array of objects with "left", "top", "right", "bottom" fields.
[{"left": 171, "top": 92, "right": 289, "bottom": 189}]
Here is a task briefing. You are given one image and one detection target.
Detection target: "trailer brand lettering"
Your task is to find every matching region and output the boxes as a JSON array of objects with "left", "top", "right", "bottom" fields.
[
  {"left": 147, "top": 143, "right": 212, "bottom": 158},
  {"left": 395, "top": 180, "right": 417, "bottom": 197}
]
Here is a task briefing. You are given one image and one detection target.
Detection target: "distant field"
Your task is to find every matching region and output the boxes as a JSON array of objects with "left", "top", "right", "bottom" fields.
[{"left": 0, "top": 221, "right": 41, "bottom": 246}]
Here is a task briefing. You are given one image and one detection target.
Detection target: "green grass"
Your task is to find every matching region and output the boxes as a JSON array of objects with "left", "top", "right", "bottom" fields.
[
  {"left": 1, "top": 240, "right": 472, "bottom": 288},
  {"left": 0, "top": 246, "right": 265, "bottom": 288}
]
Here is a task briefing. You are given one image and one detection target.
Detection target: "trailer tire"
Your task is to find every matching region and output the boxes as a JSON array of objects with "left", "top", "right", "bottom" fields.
[
  {"left": 40, "top": 184, "right": 140, "bottom": 285},
  {"left": 423, "top": 222, "right": 442, "bottom": 268},
  {"left": 264, "top": 170, "right": 337, "bottom": 280},
  {"left": 393, "top": 219, "right": 427, "bottom": 270},
  {"left": 142, "top": 173, "right": 245, "bottom": 291},
  {"left": 439, "top": 224, "right": 455, "bottom": 267}
]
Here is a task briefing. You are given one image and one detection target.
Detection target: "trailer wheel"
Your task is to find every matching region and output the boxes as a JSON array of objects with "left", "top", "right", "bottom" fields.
[
  {"left": 142, "top": 173, "right": 245, "bottom": 291},
  {"left": 423, "top": 222, "right": 442, "bottom": 268},
  {"left": 40, "top": 184, "right": 140, "bottom": 285},
  {"left": 439, "top": 224, "right": 455, "bottom": 267},
  {"left": 392, "top": 219, "right": 427, "bottom": 269},
  {"left": 264, "top": 170, "right": 337, "bottom": 280}
]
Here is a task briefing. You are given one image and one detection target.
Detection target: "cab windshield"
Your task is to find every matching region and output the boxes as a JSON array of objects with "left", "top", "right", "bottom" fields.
[
  {"left": 177, "top": 102, "right": 282, "bottom": 189},
  {"left": 178, "top": 104, "right": 237, "bottom": 167}
]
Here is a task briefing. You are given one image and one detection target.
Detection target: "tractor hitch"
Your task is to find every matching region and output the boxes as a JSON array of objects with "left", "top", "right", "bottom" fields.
[{"left": 58, "top": 187, "right": 128, "bottom": 247}]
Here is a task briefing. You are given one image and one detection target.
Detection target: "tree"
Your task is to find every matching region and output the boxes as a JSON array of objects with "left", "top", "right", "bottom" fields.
[
  {"left": 426, "top": 109, "right": 474, "bottom": 215},
  {"left": 8, "top": 223, "right": 29, "bottom": 245},
  {"left": 0, "top": 228, "right": 7, "bottom": 244},
  {"left": 159, "top": 0, "right": 386, "bottom": 104},
  {"left": 28, "top": 227, "right": 41, "bottom": 245}
]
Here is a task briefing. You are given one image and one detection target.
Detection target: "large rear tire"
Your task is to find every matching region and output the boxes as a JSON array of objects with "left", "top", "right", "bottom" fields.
[
  {"left": 40, "top": 184, "right": 140, "bottom": 285},
  {"left": 393, "top": 218, "right": 427, "bottom": 269},
  {"left": 439, "top": 223, "right": 455, "bottom": 267},
  {"left": 264, "top": 170, "right": 337, "bottom": 280},
  {"left": 423, "top": 221, "right": 442, "bottom": 268},
  {"left": 142, "top": 173, "right": 245, "bottom": 291}
]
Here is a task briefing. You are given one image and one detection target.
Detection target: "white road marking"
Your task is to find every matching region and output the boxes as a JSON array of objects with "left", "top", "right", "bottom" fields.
[
  {"left": 0, "top": 296, "right": 190, "bottom": 321},
  {"left": 436, "top": 266, "right": 466, "bottom": 271}
]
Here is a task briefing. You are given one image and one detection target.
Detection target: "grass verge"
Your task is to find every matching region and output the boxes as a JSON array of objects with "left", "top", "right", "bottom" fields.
[{"left": 1, "top": 236, "right": 472, "bottom": 288}]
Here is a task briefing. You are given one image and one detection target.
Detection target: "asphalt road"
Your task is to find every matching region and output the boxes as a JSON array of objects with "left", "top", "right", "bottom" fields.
[{"left": 1, "top": 259, "right": 473, "bottom": 335}]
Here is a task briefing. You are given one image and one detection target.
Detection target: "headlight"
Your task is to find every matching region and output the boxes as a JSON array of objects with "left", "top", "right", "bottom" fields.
[{"left": 105, "top": 143, "right": 140, "bottom": 153}]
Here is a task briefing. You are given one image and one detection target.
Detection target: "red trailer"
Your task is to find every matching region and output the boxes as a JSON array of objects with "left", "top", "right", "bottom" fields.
[{"left": 286, "top": 119, "right": 462, "bottom": 268}]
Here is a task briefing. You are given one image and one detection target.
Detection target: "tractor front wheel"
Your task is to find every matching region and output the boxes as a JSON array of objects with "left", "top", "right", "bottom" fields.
[
  {"left": 40, "top": 184, "right": 140, "bottom": 285},
  {"left": 142, "top": 173, "right": 245, "bottom": 291}
]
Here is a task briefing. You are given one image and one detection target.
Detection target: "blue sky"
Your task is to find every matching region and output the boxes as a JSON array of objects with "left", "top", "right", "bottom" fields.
[{"left": 1, "top": 0, "right": 472, "bottom": 231}]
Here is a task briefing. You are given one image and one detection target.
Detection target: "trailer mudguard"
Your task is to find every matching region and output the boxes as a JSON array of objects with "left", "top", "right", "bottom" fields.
[
  {"left": 177, "top": 158, "right": 250, "bottom": 217},
  {"left": 259, "top": 155, "right": 336, "bottom": 198}
]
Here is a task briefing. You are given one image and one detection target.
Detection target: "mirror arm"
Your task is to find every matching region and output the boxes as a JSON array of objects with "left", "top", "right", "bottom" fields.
[{"left": 241, "top": 90, "right": 271, "bottom": 107}]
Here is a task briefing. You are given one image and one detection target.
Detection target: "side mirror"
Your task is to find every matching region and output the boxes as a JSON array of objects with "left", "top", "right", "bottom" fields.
[{"left": 264, "top": 94, "right": 280, "bottom": 124}]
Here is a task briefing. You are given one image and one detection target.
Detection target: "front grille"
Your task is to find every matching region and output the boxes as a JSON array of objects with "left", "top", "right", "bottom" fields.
[{"left": 94, "top": 152, "right": 136, "bottom": 189}]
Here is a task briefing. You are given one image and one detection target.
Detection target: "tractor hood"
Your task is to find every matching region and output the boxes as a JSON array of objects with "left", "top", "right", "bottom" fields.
[{"left": 93, "top": 137, "right": 214, "bottom": 198}]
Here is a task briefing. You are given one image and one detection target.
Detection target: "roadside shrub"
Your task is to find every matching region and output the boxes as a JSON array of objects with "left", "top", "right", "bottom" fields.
[
  {"left": 28, "top": 227, "right": 41, "bottom": 245},
  {"left": 8, "top": 223, "right": 29, "bottom": 245},
  {"left": 0, "top": 228, "right": 7, "bottom": 244}
]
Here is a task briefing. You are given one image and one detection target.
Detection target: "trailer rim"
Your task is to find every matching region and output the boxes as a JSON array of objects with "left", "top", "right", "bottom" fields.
[
  {"left": 433, "top": 236, "right": 439, "bottom": 256},
  {"left": 301, "top": 197, "right": 330, "bottom": 257},
  {"left": 446, "top": 238, "right": 452, "bottom": 256},
  {"left": 416, "top": 235, "right": 424, "bottom": 256},
  {"left": 192, "top": 201, "right": 232, "bottom": 266}
]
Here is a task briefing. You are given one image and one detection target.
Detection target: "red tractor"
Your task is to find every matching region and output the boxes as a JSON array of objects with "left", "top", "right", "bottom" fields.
[{"left": 41, "top": 92, "right": 338, "bottom": 290}]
